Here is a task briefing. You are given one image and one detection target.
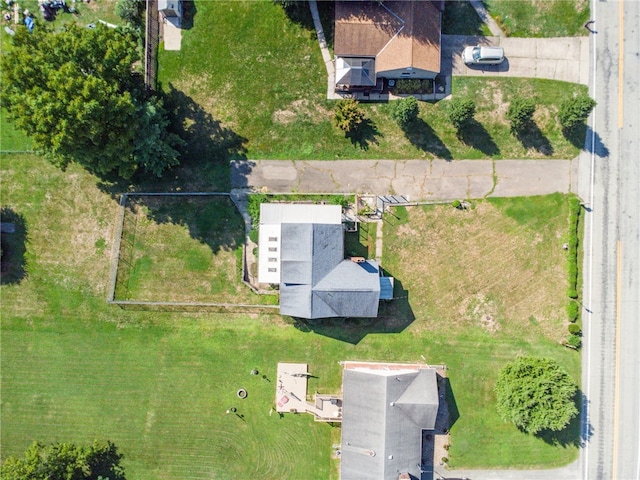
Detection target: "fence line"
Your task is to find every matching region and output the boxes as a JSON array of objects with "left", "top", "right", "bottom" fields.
[
  {"left": 107, "top": 194, "right": 128, "bottom": 302},
  {"left": 107, "top": 192, "right": 281, "bottom": 311},
  {"left": 144, "top": 0, "right": 159, "bottom": 91}
]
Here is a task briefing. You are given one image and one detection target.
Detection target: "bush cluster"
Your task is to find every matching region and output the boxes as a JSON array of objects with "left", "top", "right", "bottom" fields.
[
  {"left": 446, "top": 98, "right": 476, "bottom": 129},
  {"left": 506, "top": 98, "right": 536, "bottom": 132},
  {"left": 567, "top": 301, "right": 579, "bottom": 323},
  {"left": 558, "top": 94, "right": 596, "bottom": 131},
  {"left": 566, "top": 334, "right": 582, "bottom": 350},
  {"left": 568, "top": 323, "right": 581, "bottom": 335},
  {"left": 567, "top": 197, "right": 580, "bottom": 294},
  {"left": 391, "top": 97, "right": 419, "bottom": 128},
  {"left": 334, "top": 99, "right": 365, "bottom": 133}
]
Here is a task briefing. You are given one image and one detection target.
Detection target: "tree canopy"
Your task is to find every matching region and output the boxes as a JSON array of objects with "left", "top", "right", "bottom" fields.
[
  {"left": 0, "top": 441, "right": 126, "bottom": 480},
  {"left": 1, "top": 24, "right": 181, "bottom": 179},
  {"left": 495, "top": 356, "right": 578, "bottom": 434}
]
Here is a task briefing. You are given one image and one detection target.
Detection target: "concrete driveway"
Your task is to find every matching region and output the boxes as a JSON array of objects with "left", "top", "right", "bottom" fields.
[
  {"left": 442, "top": 35, "right": 590, "bottom": 85},
  {"left": 230, "top": 158, "right": 579, "bottom": 200}
]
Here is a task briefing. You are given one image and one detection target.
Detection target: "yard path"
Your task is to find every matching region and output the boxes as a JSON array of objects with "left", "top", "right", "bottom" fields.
[{"left": 230, "top": 158, "right": 580, "bottom": 201}]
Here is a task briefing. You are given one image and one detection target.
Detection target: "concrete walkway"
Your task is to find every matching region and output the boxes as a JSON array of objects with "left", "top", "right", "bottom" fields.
[{"left": 231, "top": 158, "right": 579, "bottom": 201}]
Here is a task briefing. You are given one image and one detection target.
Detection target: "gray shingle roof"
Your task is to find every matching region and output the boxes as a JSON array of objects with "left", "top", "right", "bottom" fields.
[
  {"left": 279, "top": 224, "right": 381, "bottom": 319},
  {"left": 341, "top": 368, "right": 439, "bottom": 480}
]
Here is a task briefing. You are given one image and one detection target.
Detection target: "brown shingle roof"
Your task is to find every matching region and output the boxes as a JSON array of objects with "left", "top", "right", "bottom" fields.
[{"left": 335, "top": 0, "right": 441, "bottom": 75}]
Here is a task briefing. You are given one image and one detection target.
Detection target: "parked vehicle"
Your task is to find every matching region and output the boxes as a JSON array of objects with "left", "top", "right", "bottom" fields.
[{"left": 463, "top": 45, "right": 505, "bottom": 65}]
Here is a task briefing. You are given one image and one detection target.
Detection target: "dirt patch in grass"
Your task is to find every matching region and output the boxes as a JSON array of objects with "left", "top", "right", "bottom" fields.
[
  {"left": 384, "top": 199, "right": 569, "bottom": 343},
  {"left": 273, "top": 99, "right": 332, "bottom": 125}
]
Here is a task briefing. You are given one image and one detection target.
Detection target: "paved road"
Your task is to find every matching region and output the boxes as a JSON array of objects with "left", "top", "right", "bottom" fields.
[
  {"left": 442, "top": 35, "right": 590, "bottom": 85},
  {"left": 580, "top": 1, "right": 640, "bottom": 480},
  {"left": 231, "top": 158, "right": 578, "bottom": 199}
]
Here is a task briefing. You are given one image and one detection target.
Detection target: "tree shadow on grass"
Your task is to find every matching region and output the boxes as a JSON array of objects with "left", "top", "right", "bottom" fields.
[
  {"left": 180, "top": 0, "right": 197, "bottom": 30},
  {"left": 345, "top": 118, "right": 382, "bottom": 151},
  {"left": 442, "top": 0, "right": 486, "bottom": 35},
  {"left": 515, "top": 121, "right": 554, "bottom": 156},
  {"left": 535, "top": 390, "right": 592, "bottom": 448},
  {"left": 1, "top": 207, "right": 28, "bottom": 285},
  {"left": 457, "top": 119, "right": 500, "bottom": 157},
  {"left": 290, "top": 276, "right": 414, "bottom": 344},
  {"left": 277, "top": 0, "right": 335, "bottom": 48},
  {"left": 403, "top": 118, "right": 452, "bottom": 160}
]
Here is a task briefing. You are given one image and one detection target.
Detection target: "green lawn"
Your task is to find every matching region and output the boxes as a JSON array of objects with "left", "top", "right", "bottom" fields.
[
  {"left": 486, "top": 0, "right": 590, "bottom": 37},
  {"left": 113, "top": 194, "right": 278, "bottom": 305},
  {"left": 443, "top": 0, "right": 492, "bottom": 36},
  {"left": 158, "top": 1, "right": 586, "bottom": 163},
  {"left": 1, "top": 153, "right": 581, "bottom": 476},
  {"left": 1, "top": 110, "right": 32, "bottom": 152}
]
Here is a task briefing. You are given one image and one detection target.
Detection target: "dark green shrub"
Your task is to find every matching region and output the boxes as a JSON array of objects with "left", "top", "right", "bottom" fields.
[
  {"left": 116, "top": 0, "right": 143, "bottom": 24},
  {"left": 391, "top": 97, "right": 419, "bottom": 128},
  {"left": 249, "top": 228, "right": 259, "bottom": 244},
  {"left": 566, "top": 334, "right": 582, "bottom": 349},
  {"left": 446, "top": 98, "right": 476, "bottom": 129},
  {"left": 568, "top": 323, "right": 581, "bottom": 335},
  {"left": 248, "top": 193, "right": 269, "bottom": 227},
  {"left": 335, "top": 99, "right": 365, "bottom": 133},
  {"left": 559, "top": 94, "right": 596, "bottom": 131},
  {"left": 567, "top": 302, "right": 579, "bottom": 322},
  {"left": 506, "top": 97, "right": 535, "bottom": 132}
]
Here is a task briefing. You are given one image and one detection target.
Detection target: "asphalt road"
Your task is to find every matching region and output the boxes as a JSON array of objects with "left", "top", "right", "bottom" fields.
[{"left": 581, "top": 0, "right": 640, "bottom": 479}]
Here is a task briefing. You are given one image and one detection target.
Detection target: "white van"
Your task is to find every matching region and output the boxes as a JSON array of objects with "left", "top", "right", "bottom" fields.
[{"left": 462, "top": 45, "right": 505, "bottom": 65}]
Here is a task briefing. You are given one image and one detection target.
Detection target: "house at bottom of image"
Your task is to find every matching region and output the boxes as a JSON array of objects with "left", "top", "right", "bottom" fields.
[{"left": 257, "top": 203, "right": 393, "bottom": 319}]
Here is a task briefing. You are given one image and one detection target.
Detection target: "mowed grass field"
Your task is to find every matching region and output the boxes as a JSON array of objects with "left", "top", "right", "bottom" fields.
[
  {"left": 382, "top": 197, "right": 582, "bottom": 467},
  {"left": 2, "top": 153, "right": 581, "bottom": 476},
  {"left": 158, "top": 0, "right": 587, "bottom": 162},
  {"left": 113, "top": 195, "right": 276, "bottom": 305}
]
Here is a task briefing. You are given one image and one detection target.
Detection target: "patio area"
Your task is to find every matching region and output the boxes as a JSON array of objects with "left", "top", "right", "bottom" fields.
[{"left": 275, "top": 363, "right": 343, "bottom": 421}]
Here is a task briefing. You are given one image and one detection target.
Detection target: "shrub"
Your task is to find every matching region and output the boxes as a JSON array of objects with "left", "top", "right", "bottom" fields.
[
  {"left": 335, "top": 99, "right": 365, "bottom": 133},
  {"left": 568, "top": 323, "right": 581, "bottom": 335},
  {"left": 558, "top": 94, "right": 596, "bottom": 131},
  {"left": 391, "top": 97, "right": 419, "bottom": 128},
  {"left": 567, "top": 289, "right": 578, "bottom": 299},
  {"left": 446, "top": 98, "right": 475, "bottom": 129},
  {"left": 566, "top": 334, "right": 582, "bottom": 349},
  {"left": 506, "top": 97, "right": 535, "bottom": 132},
  {"left": 452, "top": 199, "right": 461, "bottom": 208},
  {"left": 116, "top": 0, "right": 142, "bottom": 24},
  {"left": 567, "top": 302, "right": 579, "bottom": 322},
  {"left": 247, "top": 193, "right": 269, "bottom": 227}
]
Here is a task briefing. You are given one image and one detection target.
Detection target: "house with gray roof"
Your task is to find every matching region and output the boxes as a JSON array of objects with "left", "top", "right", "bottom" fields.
[
  {"left": 340, "top": 362, "right": 439, "bottom": 480},
  {"left": 258, "top": 203, "right": 392, "bottom": 319},
  {"left": 334, "top": 0, "right": 443, "bottom": 91}
]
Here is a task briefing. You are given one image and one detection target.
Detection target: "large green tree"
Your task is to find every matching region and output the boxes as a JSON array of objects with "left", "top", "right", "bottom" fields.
[
  {"left": 495, "top": 356, "right": 578, "bottom": 434},
  {"left": 1, "top": 24, "right": 181, "bottom": 178},
  {"left": 1, "top": 441, "right": 126, "bottom": 480}
]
